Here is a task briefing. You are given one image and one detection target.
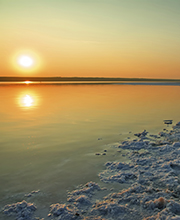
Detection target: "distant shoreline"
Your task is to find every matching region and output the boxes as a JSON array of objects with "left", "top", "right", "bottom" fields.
[{"left": 0, "top": 76, "right": 180, "bottom": 82}]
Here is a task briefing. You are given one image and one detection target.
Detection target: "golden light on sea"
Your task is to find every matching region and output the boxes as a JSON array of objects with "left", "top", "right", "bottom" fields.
[
  {"left": 11, "top": 49, "right": 42, "bottom": 74},
  {"left": 18, "top": 92, "right": 39, "bottom": 109},
  {"left": 24, "top": 81, "right": 32, "bottom": 85},
  {"left": 23, "top": 95, "right": 34, "bottom": 107}
]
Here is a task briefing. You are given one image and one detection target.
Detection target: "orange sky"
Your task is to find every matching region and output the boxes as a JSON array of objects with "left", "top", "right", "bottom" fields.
[{"left": 0, "top": 0, "right": 180, "bottom": 79}]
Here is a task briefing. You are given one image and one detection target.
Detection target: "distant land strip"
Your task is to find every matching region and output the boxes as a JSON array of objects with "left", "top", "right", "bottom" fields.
[{"left": 0, "top": 77, "right": 180, "bottom": 82}]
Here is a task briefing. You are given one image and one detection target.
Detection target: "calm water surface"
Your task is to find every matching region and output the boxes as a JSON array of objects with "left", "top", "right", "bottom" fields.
[{"left": 1, "top": 83, "right": 180, "bottom": 211}]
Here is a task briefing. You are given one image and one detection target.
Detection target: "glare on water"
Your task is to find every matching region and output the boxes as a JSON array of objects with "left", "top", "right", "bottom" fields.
[{"left": 22, "top": 95, "right": 34, "bottom": 107}]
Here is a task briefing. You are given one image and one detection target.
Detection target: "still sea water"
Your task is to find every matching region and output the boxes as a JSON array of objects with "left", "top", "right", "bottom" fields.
[{"left": 1, "top": 82, "right": 180, "bottom": 214}]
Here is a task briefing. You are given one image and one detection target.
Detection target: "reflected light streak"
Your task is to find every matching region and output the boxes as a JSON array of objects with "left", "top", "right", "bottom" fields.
[
  {"left": 18, "top": 92, "right": 38, "bottom": 109},
  {"left": 24, "top": 81, "right": 32, "bottom": 84},
  {"left": 23, "top": 95, "right": 34, "bottom": 107}
]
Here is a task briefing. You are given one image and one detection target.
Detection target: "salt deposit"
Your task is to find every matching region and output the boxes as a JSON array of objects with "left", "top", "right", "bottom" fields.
[
  {"left": 2, "top": 121, "right": 180, "bottom": 220},
  {"left": 2, "top": 200, "right": 37, "bottom": 220}
]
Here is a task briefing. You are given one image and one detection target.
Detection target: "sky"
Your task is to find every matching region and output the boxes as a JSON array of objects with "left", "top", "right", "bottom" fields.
[{"left": 0, "top": 0, "right": 180, "bottom": 78}]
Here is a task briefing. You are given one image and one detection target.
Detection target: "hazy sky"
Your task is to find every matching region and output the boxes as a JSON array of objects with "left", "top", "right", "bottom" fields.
[{"left": 0, "top": 0, "right": 180, "bottom": 78}]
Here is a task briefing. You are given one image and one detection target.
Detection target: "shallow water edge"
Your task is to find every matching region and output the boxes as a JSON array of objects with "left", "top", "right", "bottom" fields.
[{"left": 2, "top": 121, "right": 180, "bottom": 220}]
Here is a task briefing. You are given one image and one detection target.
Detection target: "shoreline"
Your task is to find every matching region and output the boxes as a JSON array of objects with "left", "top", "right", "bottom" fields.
[{"left": 2, "top": 121, "right": 180, "bottom": 220}]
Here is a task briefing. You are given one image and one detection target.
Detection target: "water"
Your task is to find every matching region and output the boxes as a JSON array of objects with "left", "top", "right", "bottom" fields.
[{"left": 1, "top": 82, "right": 180, "bottom": 211}]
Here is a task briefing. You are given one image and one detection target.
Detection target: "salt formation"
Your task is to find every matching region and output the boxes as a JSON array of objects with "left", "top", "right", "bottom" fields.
[
  {"left": 3, "top": 121, "right": 180, "bottom": 220},
  {"left": 2, "top": 200, "right": 37, "bottom": 220}
]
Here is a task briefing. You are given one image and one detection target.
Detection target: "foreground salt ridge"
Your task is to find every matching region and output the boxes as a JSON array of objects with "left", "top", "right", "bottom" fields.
[{"left": 2, "top": 122, "right": 180, "bottom": 220}]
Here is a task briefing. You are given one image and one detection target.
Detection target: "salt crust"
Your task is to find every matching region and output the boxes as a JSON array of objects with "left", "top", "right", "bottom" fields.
[
  {"left": 2, "top": 200, "right": 37, "bottom": 220},
  {"left": 2, "top": 121, "right": 180, "bottom": 220}
]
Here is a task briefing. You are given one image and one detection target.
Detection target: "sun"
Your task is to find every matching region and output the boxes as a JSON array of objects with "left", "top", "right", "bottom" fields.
[
  {"left": 18, "top": 55, "right": 34, "bottom": 68},
  {"left": 11, "top": 49, "right": 42, "bottom": 74}
]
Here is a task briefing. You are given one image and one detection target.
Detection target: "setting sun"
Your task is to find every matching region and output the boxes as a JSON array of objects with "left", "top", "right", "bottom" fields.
[
  {"left": 11, "top": 49, "right": 42, "bottom": 74},
  {"left": 18, "top": 55, "right": 34, "bottom": 68}
]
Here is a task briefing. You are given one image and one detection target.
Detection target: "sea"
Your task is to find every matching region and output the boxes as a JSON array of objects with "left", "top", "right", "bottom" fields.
[{"left": 1, "top": 81, "right": 180, "bottom": 218}]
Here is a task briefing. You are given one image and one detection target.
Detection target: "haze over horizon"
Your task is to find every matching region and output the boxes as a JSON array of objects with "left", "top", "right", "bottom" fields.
[{"left": 0, "top": 0, "right": 180, "bottom": 79}]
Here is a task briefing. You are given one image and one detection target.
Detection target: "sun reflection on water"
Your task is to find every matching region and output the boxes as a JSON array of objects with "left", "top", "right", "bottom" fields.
[
  {"left": 19, "top": 93, "right": 38, "bottom": 109},
  {"left": 23, "top": 95, "right": 34, "bottom": 107},
  {"left": 24, "top": 81, "right": 32, "bottom": 85}
]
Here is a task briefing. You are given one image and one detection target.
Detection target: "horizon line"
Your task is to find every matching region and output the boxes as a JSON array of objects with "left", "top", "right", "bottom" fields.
[{"left": 0, "top": 76, "right": 180, "bottom": 82}]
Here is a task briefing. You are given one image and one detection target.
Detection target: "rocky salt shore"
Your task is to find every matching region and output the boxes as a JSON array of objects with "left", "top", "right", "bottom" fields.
[{"left": 2, "top": 121, "right": 180, "bottom": 220}]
